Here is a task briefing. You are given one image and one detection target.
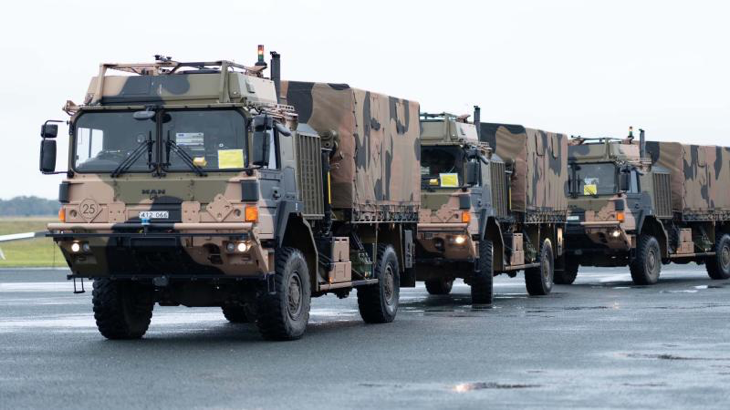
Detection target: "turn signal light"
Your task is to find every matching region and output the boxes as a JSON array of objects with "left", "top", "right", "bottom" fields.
[
  {"left": 461, "top": 212, "right": 471, "bottom": 223},
  {"left": 616, "top": 211, "right": 625, "bottom": 222},
  {"left": 245, "top": 206, "right": 259, "bottom": 222},
  {"left": 58, "top": 208, "right": 66, "bottom": 222}
]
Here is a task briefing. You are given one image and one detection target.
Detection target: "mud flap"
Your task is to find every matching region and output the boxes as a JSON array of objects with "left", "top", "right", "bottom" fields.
[{"left": 401, "top": 229, "right": 416, "bottom": 287}]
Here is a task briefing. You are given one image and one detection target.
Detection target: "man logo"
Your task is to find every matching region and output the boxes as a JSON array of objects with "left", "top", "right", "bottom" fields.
[{"left": 142, "top": 189, "right": 166, "bottom": 198}]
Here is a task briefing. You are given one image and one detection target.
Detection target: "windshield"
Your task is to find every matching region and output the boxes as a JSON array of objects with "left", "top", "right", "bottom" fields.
[
  {"left": 73, "top": 109, "right": 248, "bottom": 173},
  {"left": 74, "top": 112, "right": 155, "bottom": 172},
  {"left": 421, "top": 146, "right": 464, "bottom": 188},
  {"left": 574, "top": 162, "right": 617, "bottom": 195},
  {"left": 163, "top": 110, "right": 247, "bottom": 171}
]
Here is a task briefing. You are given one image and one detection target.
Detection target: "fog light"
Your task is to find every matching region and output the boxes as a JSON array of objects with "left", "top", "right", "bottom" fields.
[
  {"left": 226, "top": 242, "right": 236, "bottom": 253},
  {"left": 81, "top": 243, "right": 91, "bottom": 253},
  {"left": 70, "top": 242, "right": 81, "bottom": 253},
  {"left": 236, "top": 242, "right": 249, "bottom": 253},
  {"left": 454, "top": 235, "right": 467, "bottom": 245},
  {"left": 611, "top": 229, "right": 621, "bottom": 238}
]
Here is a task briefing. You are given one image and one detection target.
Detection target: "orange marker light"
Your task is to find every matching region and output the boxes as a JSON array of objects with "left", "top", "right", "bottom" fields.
[
  {"left": 616, "top": 211, "right": 625, "bottom": 222},
  {"left": 461, "top": 212, "right": 471, "bottom": 223},
  {"left": 257, "top": 45, "right": 264, "bottom": 63},
  {"left": 245, "top": 206, "right": 259, "bottom": 223},
  {"left": 58, "top": 208, "right": 66, "bottom": 223}
]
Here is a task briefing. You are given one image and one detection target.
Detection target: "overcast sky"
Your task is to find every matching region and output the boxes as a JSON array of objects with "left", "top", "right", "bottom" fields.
[{"left": 1, "top": 0, "right": 728, "bottom": 199}]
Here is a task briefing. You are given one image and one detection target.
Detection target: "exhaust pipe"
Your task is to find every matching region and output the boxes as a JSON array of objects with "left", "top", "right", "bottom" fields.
[
  {"left": 270, "top": 51, "right": 281, "bottom": 103},
  {"left": 639, "top": 128, "right": 646, "bottom": 159},
  {"left": 473, "top": 105, "right": 481, "bottom": 139}
]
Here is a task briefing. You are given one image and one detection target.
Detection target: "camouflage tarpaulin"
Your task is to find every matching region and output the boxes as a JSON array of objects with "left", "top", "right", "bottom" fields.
[
  {"left": 281, "top": 81, "right": 420, "bottom": 213},
  {"left": 480, "top": 123, "right": 568, "bottom": 213},
  {"left": 647, "top": 142, "right": 730, "bottom": 212}
]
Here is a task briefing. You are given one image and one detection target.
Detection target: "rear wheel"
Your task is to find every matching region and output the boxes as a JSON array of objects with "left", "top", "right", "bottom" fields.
[
  {"left": 358, "top": 244, "right": 400, "bottom": 323},
  {"left": 525, "top": 239, "right": 554, "bottom": 296},
  {"left": 256, "top": 247, "right": 311, "bottom": 340},
  {"left": 222, "top": 304, "right": 249, "bottom": 324},
  {"left": 554, "top": 258, "right": 579, "bottom": 285},
  {"left": 706, "top": 234, "right": 730, "bottom": 280},
  {"left": 630, "top": 234, "right": 661, "bottom": 285},
  {"left": 92, "top": 278, "right": 155, "bottom": 340},
  {"left": 471, "top": 239, "right": 494, "bottom": 304},
  {"left": 425, "top": 277, "right": 454, "bottom": 295}
]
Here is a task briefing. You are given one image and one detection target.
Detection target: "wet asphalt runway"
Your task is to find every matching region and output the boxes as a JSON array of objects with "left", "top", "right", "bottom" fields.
[{"left": 1, "top": 265, "right": 729, "bottom": 409}]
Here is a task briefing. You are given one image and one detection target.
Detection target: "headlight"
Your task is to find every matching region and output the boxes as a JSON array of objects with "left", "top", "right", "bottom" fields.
[
  {"left": 454, "top": 235, "right": 467, "bottom": 245},
  {"left": 70, "top": 242, "right": 81, "bottom": 253},
  {"left": 611, "top": 230, "right": 621, "bottom": 238}
]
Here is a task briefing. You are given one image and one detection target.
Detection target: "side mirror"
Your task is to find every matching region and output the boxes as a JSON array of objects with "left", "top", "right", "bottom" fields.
[
  {"left": 41, "top": 123, "right": 58, "bottom": 139},
  {"left": 40, "top": 139, "right": 57, "bottom": 173},
  {"left": 619, "top": 170, "right": 631, "bottom": 192},
  {"left": 252, "top": 114, "right": 272, "bottom": 166},
  {"left": 465, "top": 160, "right": 480, "bottom": 186}
]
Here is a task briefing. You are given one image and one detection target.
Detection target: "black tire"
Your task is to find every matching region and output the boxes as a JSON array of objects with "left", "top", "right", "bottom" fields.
[
  {"left": 525, "top": 239, "right": 554, "bottom": 296},
  {"left": 554, "top": 258, "right": 579, "bottom": 285},
  {"left": 358, "top": 244, "right": 400, "bottom": 324},
  {"left": 92, "top": 278, "right": 155, "bottom": 340},
  {"left": 425, "top": 277, "right": 454, "bottom": 295},
  {"left": 256, "top": 247, "right": 311, "bottom": 340},
  {"left": 471, "top": 239, "right": 494, "bottom": 304},
  {"left": 222, "top": 304, "right": 249, "bottom": 324},
  {"left": 706, "top": 234, "right": 730, "bottom": 280},
  {"left": 630, "top": 234, "right": 661, "bottom": 285}
]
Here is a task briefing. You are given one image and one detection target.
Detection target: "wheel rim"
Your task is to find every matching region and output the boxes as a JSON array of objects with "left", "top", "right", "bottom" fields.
[
  {"left": 287, "top": 271, "right": 303, "bottom": 319},
  {"left": 383, "top": 265, "right": 395, "bottom": 306},
  {"left": 647, "top": 247, "right": 658, "bottom": 275},
  {"left": 721, "top": 243, "right": 730, "bottom": 270}
]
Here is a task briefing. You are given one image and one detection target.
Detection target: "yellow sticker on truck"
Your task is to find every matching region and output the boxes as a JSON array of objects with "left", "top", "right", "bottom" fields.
[
  {"left": 439, "top": 173, "right": 459, "bottom": 188},
  {"left": 583, "top": 184, "right": 597, "bottom": 195},
  {"left": 218, "top": 149, "right": 244, "bottom": 169}
]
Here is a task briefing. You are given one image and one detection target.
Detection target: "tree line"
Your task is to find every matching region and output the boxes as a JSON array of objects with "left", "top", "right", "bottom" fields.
[{"left": 0, "top": 196, "right": 60, "bottom": 217}]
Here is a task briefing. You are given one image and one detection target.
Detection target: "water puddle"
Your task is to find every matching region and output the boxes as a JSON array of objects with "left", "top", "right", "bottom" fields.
[{"left": 452, "top": 382, "right": 541, "bottom": 392}]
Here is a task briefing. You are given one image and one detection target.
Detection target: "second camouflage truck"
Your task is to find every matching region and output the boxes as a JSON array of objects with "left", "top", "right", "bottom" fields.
[
  {"left": 39, "top": 51, "right": 420, "bottom": 340},
  {"left": 415, "top": 110, "right": 569, "bottom": 304},
  {"left": 563, "top": 130, "right": 730, "bottom": 285}
]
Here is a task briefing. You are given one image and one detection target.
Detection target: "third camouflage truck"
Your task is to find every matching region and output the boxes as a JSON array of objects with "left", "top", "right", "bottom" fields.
[
  {"left": 562, "top": 130, "right": 730, "bottom": 285},
  {"left": 415, "top": 110, "right": 569, "bottom": 304},
  {"left": 39, "top": 49, "right": 419, "bottom": 340}
]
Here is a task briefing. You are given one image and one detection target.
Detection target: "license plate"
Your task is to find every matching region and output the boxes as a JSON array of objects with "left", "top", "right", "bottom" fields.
[
  {"left": 567, "top": 215, "right": 580, "bottom": 222},
  {"left": 139, "top": 211, "right": 169, "bottom": 219}
]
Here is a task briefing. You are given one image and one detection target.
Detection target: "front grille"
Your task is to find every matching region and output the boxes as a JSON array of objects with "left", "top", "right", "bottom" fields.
[
  {"left": 490, "top": 161, "right": 508, "bottom": 217},
  {"left": 295, "top": 133, "right": 324, "bottom": 218},
  {"left": 653, "top": 172, "right": 672, "bottom": 217}
]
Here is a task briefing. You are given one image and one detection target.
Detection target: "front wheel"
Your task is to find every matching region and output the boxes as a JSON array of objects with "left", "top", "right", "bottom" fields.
[
  {"left": 630, "top": 235, "right": 661, "bottom": 285},
  {"left": 525, "top": 238, "right": 554, "bottom": 296},
  {"left": 706, "top": 233, "right": 730, "bottom": 280},
  {"left": 554, "top": 258, "right": 579, "bottom": 285},
  {"left": 256, "top": 247, "right": 311, "bottom": 340},
  {"left": 471, "top": 239, "right": 494, "bottom": 304},
  {"left": 92, "top": 278, "right": 155, "bottom": 340},
  {"left": 358, "top": 244, "right": 400, "bottom": 323}
]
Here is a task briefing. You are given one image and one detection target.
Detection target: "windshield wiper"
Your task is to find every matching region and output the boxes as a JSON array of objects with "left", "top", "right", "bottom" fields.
[
  {"left": 165, "top": 131, "right": 207, "bottom": 177},
  {"left": 111, "top": 133, "right": 154, "bottom": 178}
]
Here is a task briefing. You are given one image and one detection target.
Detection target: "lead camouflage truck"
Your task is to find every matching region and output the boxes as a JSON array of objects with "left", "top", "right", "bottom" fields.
[
  {"left": 38, "top": 51, "right": 420, "bottom": 340},
  {"left": 562, "top": 131, "right": 730, "bottom": 285},
  {"left": 415, "top": 110, "right": 569, "bottom": 304}
]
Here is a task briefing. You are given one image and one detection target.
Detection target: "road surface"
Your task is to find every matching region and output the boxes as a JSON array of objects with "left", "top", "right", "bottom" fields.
[{"left": 1, "top": 265, "right": 729, "bottom": 409}]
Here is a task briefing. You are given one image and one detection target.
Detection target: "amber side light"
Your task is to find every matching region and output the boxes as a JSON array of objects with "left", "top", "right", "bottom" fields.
[
  {"left": 461, "top": 212, "right": 471, "bottom": 223},
  {"left": 58, "top": 208, "right": 66, "bottom": 223},
  {"left": 245, "top": 206, "right": 259, "bottom": 222},
  {"left": 616, "top": 211, "right": 625, "bottom": 222}
]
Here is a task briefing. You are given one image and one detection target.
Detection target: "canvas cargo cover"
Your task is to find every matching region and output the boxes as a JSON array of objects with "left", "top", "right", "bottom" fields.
[
  {"left": 480, "top": 123, "right": 568, "bottom": 213},
  {"left": 646, "top": 141, "right": 730, "bottom": 212},
  {"left": 280, "top": 81, "right": 420, "bottom": 213}
]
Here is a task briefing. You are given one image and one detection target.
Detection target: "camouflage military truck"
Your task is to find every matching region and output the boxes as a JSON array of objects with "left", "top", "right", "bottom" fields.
[
  {"left": 38, "top": 50, "right": 419, "bottom": 340},
  {"left": 415, "top": 110, "right": 568, "bottom": 304},
  {"left": 562, "top": 129, "right": 730, "bottom": 285}
]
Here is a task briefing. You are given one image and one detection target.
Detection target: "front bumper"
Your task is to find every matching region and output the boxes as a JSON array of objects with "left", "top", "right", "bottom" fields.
[
  {"left": 416, "top": 223, "right": 475, "bottom": 261},
  {"left": 48, "top": 222, "right": 271, "bottom": 279}
]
